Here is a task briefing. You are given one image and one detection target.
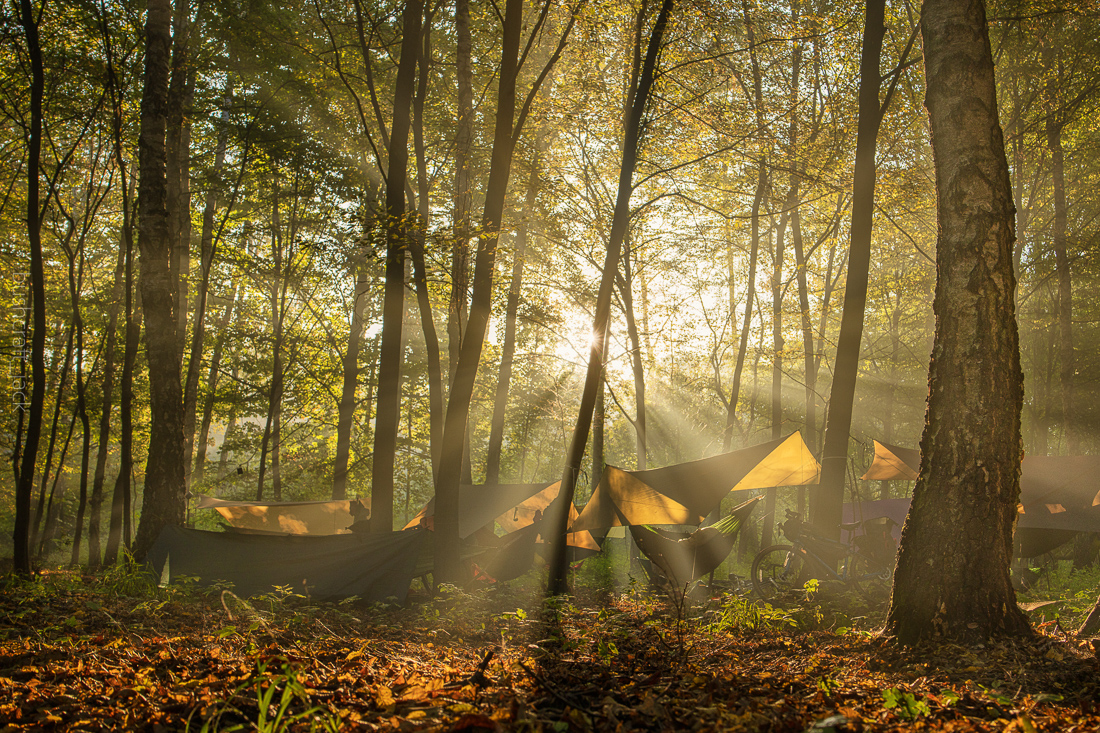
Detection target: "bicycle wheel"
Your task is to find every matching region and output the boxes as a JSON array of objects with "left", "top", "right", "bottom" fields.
[
  {"left": 751, "top": 544, "right": 805, "bottom": 602},
  {"left": 845, "top": 551, "right": 892, "bottom": 601}
]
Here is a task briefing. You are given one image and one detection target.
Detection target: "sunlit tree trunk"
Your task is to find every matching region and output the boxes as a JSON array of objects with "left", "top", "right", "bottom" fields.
[
  {"left": 371, "top": 0, "right": 423, "bottom": 532},
  {"left": 723, "top": 1, "right": 768, "bottom": 452},
  {"left": 448, "top": 0, "right": 474, "bottom": 381},
  {"left": 885, "top": 0, "right": 1030, "bottom": 644},
  {"left": 333, "top": 263, "right": 370, "bottom": 499},
  {"left": 193, "top": 283, "right": 237, "bottom": 485},
  {"left": 548, "top": 0, "right": 674, "bottom": 593},
  {"left": 132, "top": 0, "right": 187, "bottom": 561},
  {"left": 1045, "top": 66, "right": 1076, "bottom": 454},
  {"left": 12, "top": 0, "right": 46, "bottom": 576},
  {"left": 31, "top": 323, "right": 73, "bottom": 551},
  {"left": 166, "top": 0, "right": 193, "bottom": 364},
  {"left": 812, "top": 0, "right": 885, "bottom": 541},
  {"left": 485, "top": 154, "right": 541, "bottom": 484},
  {"left": 183, "top": 83, "right": 232, "bottom": 490},
  {"left": 407, "top": 7, "right": 444, "bottom": 478}
]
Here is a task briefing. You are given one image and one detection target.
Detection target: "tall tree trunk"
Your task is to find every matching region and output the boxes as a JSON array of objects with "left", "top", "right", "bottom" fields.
[
  {"left": 13, "top": 0, "right": 46, "bottom": 575},
  {"left": 885, "top": 0, "right": 1030, "bottom": 644},
  {"left": 408, "top": 11, "right": 444, "bottom": 478},
  {"left": 723, "top": 0, "right": 768, "bottom": 453},
  {"left": 132, "top": 0, "right": 187, "bottom": 561},
  {"left": 218, "top": 363, "right": 240, "bottom": 478},
  {"left": 166, "top": 0, "right": 193, "bottom": 364},
  {"left": 193, "top": 283, "right": 237, "bottom": 484},
  {"left": 95, "top": 198, "right": 128, "bottom": 566},
  {"left": 811, "top": 0, "right": 885, "bottom": 540},
  {"left": 332, "top": 264, "right": 370, "bottom": 499},
  {"left": 547, "top": 0, "right": 674, "bottom": 593},
  {"left": 435, "top": 0, "right": 526, "bottom": 580},
  {"left": 31, "top": 322, "right": 74, "bottom": 551},
  {"left": 258, "top": 186, "right": 288, "bottom": 502},
  {"left": 39, "top": 415, "right": 76, "bottom": 559},
  {"left": 1046, "top": 79, "right": 1075, "bottom": 453},
  {"left": 371, "top": 0, "right": 423, "bottom": 532},
  {"left": 485, "top": 152, "right": 540, "bottom": 484},
  {"left": 183, "top": 83, "right": 232, "bottom": 489},
  {"left": 449, "top": 0, "right": 474, "bottom": 381},
  {"left": 620, "top": 241, "right": 647, "bottom": 471},
  {"left": 107, "top": 226, "right": 141, "bottom": 558}
]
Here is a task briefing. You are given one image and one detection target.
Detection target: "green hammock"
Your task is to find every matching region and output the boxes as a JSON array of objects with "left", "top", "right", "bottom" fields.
[{"left": 630, "top": 496, "right": 761, "bottom": 589}]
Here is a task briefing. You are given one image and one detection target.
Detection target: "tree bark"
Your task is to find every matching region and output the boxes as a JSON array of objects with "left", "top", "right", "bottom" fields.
[
  {"left": 547, "top": 0, "right": 674, "bottom": 593},
  {"left": 448, "top": 0, "right": 474, "bottom": 381},
  {"left": 485, "top": 153, "right": 540, "bottom": 484},
  {"left": 193, "top": 283, "right": 237, "bottom": 485},
  {"left": 885, "top": 0, "right": 1031, "bottom": 644},
  {"left": 371, "top": 0, "right": 423, "bottom": 532},
  {"left": 183, "top": 82, "right": 232, "bottom": 490},
  {"left": 13, "top": 0, "right": 46, "bottom": 576},
  {"left": 132, "top": 0, "right": 187, "bottom": 561},
  {"left": 811, "top": 0, "right": 885, "bottom": 541},
  {"left": 1046, "top": 80, "right": 1075, "bottom": 453}
]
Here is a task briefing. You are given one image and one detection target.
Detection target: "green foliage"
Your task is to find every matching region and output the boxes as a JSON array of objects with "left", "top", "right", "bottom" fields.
[
  {"left": 189, "top": 660, "right": 340, "bottom": 733},
  {"left": 881, "top": 688, "right": 931, "bottom": 721},
  {"left": 707, "top": 593, "right": 797, "bottom": 633}
]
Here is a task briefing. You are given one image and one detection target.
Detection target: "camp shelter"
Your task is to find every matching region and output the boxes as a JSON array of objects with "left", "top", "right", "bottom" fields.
[
  {"left": 196, "top": 495, "right": 370, "bottom": 535},
  {"left": 147, "top": 525, "right": 425, "bottom": 602},
  {"left": 402, "top": 482, "right": 552, "bottom": 537},
  {"left": 631, "top": 496, "right": 761, "bottom": 589},
  {"left": 495, "top": 482, "right": 601, "bottom": 553},
  {"left": 403, "top": 482, "right": 599, "bottom": 553},
  {"left": 860, "top": 441, "right": 919, "bottom": 481},
  {"left": 843, "top": 496, "right": 1098, "bottom": 558},
  {"left": 569, "top": 432, "right": 820, "bottom": 532},
  {"left": 861, "top": 440, "right": 1100, "bottom": 510}
]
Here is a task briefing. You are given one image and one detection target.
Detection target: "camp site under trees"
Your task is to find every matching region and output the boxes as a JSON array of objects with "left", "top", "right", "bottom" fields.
[{"left": 4, "top": 0, "right": 1100, "bottom": 729}]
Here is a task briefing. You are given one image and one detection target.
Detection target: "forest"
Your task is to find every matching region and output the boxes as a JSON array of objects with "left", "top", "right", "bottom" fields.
[{"left": 3, "top": 0, "right": 1100, "bottom": 728}]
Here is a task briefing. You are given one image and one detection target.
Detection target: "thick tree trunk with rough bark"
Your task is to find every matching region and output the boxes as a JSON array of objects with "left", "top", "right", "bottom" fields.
[
  {"left": 132, "top": 0, "right": 186, "bottom": 561},
  {"left": 885, "top": 0, "right": 1031, "bottom": 644}
]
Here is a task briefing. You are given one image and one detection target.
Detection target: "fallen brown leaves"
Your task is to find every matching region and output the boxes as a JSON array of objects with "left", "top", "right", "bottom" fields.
[{"left": 1, "top": 574, "right": 1098, "bottom": 732}]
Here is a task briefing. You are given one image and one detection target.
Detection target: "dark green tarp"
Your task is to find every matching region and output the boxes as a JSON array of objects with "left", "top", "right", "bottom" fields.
[{"left": 148, "top": 526, "right": 426, "bottom": 602}]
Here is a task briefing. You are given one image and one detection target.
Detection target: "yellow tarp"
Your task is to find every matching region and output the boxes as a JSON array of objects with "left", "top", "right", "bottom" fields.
[
  {"left": 495, "top": 481, "right": 601, "bottom": 552},
  {"left": 196, "top": 496, "right": 369, "bottom": 535},
  {"left": 860, "top": 440, "right": 920, "bottom": 481},
  {"left": 569, "top": 433, "right": 820, "bottom": 532}
]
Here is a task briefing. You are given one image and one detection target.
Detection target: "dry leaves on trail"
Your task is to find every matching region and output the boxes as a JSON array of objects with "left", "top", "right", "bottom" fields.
[{"left": 1, "top": 575, "right": 1098, "bottom": 731}]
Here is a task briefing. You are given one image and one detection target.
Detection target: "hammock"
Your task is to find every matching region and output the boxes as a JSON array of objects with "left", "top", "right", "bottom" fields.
[{"left": 631, "top": 496, "right": 761, "bottom": 589}]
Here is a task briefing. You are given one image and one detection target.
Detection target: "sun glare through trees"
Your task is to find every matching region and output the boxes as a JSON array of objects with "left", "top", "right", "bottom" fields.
[{"left": 3, "top": 0, "right": 1100, "bottom": 727}]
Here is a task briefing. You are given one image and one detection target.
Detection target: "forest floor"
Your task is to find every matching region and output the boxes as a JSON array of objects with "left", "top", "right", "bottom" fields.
[{"left": 1, "top": 569, "right": 1098, "bottom": 732}]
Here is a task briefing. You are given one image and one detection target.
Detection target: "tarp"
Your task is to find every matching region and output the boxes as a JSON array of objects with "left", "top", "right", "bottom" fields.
[
  {"left": 403, "top": 483, "right": 552, "bottom": 538},
  {"left": 147, "top": 525, "right": 424, "bottom": 602},
  {"left": 860, "top": 441, "right": 919, "bottom": 481},
  {"left": 569, "top": 433, "right": 820, "bottom": 532},
  {"left": 403, "top": 482, "right": 600, "bottom": 552},
  {"left": 496, "top": 482, "right": 601, "bottom": 552},
  {"left": 196, "top": 496, "right": 370, "bottom": 535},
  {"left": 859, "top": 441, "right": 1100, "bottom": 515},
  {"left": 843, "top": 497, "right": 1100, "bottom": 558},
  {"left": 631, "top": 496, "right": 761, "bottom": 588}
]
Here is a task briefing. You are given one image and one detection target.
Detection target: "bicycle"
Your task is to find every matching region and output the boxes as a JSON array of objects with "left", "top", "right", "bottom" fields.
[{"left": 751, "top": 510, "right": 896, "bottom": 602}]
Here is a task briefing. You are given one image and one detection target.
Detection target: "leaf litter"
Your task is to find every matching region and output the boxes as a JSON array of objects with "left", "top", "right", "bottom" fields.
[{"left": 1, "top": 573, "right": 1098, "bottom": 732}]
